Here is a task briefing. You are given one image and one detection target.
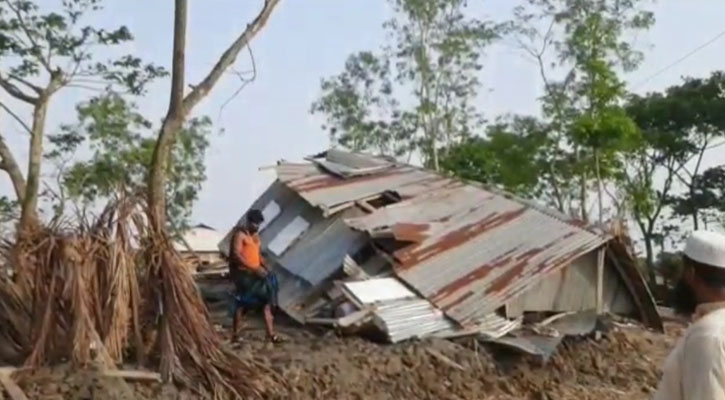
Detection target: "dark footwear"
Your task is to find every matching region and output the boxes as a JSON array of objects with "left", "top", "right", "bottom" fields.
[{"left": 267, "top": 334, "right": 282, "bottom": 343}]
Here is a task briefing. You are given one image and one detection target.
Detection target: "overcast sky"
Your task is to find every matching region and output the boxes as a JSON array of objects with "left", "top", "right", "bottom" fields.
[{"left": 2, "top": 0, "right": 725, "bottom": 233}]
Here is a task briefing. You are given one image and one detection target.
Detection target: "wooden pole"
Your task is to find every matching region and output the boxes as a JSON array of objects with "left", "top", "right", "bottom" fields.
[{"left": 596, "top": 247, "right": 605, "bottom": 314}]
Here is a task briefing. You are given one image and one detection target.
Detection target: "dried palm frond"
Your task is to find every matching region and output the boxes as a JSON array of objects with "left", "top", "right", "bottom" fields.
[
  {"left": 144, "top": 232, "right": 282, "bottom": 399},
  {"left": 0, "top": 196, "right": 285, "bottom": 399}
]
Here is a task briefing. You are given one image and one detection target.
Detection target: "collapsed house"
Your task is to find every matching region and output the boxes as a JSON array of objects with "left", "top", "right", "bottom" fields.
[{"left": 219, "top": 149, "right": 662, "bottom": 356}]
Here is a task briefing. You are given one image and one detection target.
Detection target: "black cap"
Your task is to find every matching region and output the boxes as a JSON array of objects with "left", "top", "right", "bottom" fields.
[{"left": 247, "top": 209, "right": 265, "bottom": 224}]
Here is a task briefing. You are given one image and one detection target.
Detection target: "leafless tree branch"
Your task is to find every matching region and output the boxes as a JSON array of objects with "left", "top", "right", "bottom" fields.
[
  {"left": 0, "top": 132, "right": 27, "bottom": 202},
  {"left": 0, "top": 100, "right": 32, "bottom": 134},
  {"left": 8, "top": 74, "right": 43, "bottom": 94},
  {"left": 218, "top": 44, "right": 257, "bottom": 122},
  {"left": 0, "top": 74, "right": 39, "bottom": 104},
  {"left": 181, "top": 0, "right": 280, "bottom": 112}
]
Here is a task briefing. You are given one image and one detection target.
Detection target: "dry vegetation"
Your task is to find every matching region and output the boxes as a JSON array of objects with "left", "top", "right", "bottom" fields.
[{"left": 0, "top": 198, "right": 284, "bottom": 399}]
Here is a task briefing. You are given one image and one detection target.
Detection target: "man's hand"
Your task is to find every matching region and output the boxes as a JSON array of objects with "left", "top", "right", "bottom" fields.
[{"left": 255, "top": 266, "right": 269, "bottom": 278}]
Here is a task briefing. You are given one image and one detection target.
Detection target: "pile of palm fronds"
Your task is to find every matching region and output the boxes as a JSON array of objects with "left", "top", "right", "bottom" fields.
[{"left": 0, "top": 197, "right": 282, "bottom": 399}]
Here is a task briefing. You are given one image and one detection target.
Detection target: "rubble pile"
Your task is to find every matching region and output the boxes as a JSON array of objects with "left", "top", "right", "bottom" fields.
[{"left": 7, "top": 323, "right": 680, "bottom": 400}]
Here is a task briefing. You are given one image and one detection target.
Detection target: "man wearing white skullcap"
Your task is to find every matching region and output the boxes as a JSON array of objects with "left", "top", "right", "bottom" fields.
[{"left": 654, "top": 230, "right": 725, "bottom": 400}]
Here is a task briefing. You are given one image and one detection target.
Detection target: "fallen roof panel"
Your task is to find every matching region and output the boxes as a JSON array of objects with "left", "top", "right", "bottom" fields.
[
  {"left": 273, "top": 150, "right": 661, "bottom": 330},
  {"left": 347, "top": 185, "right": 608, "bottom": 327}
]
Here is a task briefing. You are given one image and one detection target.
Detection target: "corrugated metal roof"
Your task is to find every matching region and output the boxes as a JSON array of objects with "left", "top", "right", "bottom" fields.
[
  {"left": 273, "top": 150, "right": 661, "bottom": 330},
  {"left": 311, "top": 149, "right": 395, "bottom": 178},
  {"left": 346, "top": 185, "right": 607, "bottom": 328},
  {"left": 276, "top": 162, "right": 439, "bottom": 213},
  {"left": 371, "top": 298, "right": 521, "bottom": 343},
  {"left": 340, "top": 277, "right": 521, "bottom": 342},
  {"left": 373, "top": 299, "right": 454, "bottom": 343}
]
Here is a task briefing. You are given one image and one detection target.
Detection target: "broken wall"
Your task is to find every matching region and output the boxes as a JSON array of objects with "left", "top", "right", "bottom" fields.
[
  {"left": 220, "top": 181, "right": 368, "bottom": 321},
  {"left": 505, "top": 249, "right": 635, "bottom": 318}
]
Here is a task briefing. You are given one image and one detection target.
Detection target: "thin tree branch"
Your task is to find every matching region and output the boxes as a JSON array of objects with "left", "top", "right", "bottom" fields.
[
  {"left": 2, "top": 0, "right": 54, "bottom": 73},
  {"left": 65, "top": 84, "right": 107, "bottom": 92},
  {"left": 0, "top": 132, "right": 27, "bottom": 202},
  {"left": 8, "top": 74, "right": 43, "bottom": 94},
  {"left": 217, "top": 44, "right": 257, "bottom": 122},
  {"left": 0, "top": 100, "right": 32, "bottom": 134},
  {"left": 182, "top": 0, "right": 281, "bottom": 112},
  {"left": 0, "top": 75, "right": 39, "bottom": 104}
]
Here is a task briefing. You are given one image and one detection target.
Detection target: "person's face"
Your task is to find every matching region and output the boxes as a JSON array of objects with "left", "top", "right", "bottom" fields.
[{"left": 248, "top": 221, "right": 260, "bottom": 233}]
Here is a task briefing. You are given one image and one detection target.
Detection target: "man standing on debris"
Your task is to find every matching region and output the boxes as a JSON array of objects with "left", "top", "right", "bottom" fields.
[
  {"left": 654, "top": 230, "right": 725, "bottom": 400},
  {"left": 229, "top": 209, "right": 280, "bottom": 343}
]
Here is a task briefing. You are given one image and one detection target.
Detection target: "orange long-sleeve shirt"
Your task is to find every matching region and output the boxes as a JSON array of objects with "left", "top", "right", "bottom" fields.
[{"left": 232, "top": 230, "right": 263, "bottom": 270}]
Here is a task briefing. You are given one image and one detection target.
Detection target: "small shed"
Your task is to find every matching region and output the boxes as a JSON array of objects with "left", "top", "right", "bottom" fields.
[
  {"left": 219, "top": 150, "right": 662, "bottom": 342},
  {"left": 174, "top": 224, "right": 226, "bottom": 274}
]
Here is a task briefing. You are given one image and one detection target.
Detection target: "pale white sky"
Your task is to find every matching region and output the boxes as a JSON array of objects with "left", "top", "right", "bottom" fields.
[{"left": 1, "top": 0, "right": 725, "bottom": 233}]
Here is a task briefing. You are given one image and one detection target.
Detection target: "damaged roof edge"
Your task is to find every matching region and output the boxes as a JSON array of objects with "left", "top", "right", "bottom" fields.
[
  {"left": 272, "top": 150, "right": 661, "bottom": 330},
  {"left": 607, "top": 239, "right": 664, "bottom": 332},
  {"left": 275, "top": 153, "right": 607, "bottom": 238}
]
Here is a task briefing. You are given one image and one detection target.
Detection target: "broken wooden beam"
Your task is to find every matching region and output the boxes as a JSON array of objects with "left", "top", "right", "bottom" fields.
[
  {"left": 102, "top": 369, "right": 162, "bottom": 382},
  {"left": 426, "top": 348, "right": 464, "bottom": 371},
  {"left": 0, "top": 370, "right": 28, "bottom": 400}
]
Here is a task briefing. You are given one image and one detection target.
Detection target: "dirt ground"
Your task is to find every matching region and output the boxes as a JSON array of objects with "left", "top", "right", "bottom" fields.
[{"left": 11, "top": 313, "right": 683, "bottom": 400}]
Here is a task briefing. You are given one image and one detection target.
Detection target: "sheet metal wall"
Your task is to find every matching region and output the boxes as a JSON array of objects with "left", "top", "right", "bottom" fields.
[
  {"left": 219, "top": 181, "right": 368, "bottom": 319},
  {"left": 505, "top": 250, "right": 635, "bottom": 318}
]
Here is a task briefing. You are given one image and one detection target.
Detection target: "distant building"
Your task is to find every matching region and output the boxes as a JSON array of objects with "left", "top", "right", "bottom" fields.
[
  {"left": 174, "top": 224, "right": 225, "bottom": 275},
  {"left": 219, "top": 149, "right": 662, "bottom": 348}
]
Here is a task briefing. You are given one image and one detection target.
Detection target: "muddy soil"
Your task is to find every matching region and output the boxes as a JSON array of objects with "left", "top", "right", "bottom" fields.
[
  {"left": 9, "top": 315, "right": 682, "bottom": 399},
  {"left": 229, "top": 316, "right": 681, "bottom": 400}
]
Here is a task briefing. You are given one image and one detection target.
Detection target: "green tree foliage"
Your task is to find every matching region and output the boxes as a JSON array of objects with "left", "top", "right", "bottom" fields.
[
  {"left": 623, "top": 89, "right": 695, "bottom": 275},
  {"left": 516, "top": 0, "right": 653, "bottom": 222},
  {"left": 443, "top": 0, "right": 653, "bottom": 223},
  {"left": 654, "top": 72, "right": 725, "bottom": 229},
  {"left": 0, "top": 0, "right": 165, "bottom": 233},
  {"left": 312, "top": 0, "right": 500, "bottom": 169},
  {"left": 618, "top": 71, "right": 725, "bottom": 276},
  {"left": 440, "top": 117, "right": 566, "bottom": 201},
  {"left": 46, "top": 93, "right": 210, "bottom": 231}
]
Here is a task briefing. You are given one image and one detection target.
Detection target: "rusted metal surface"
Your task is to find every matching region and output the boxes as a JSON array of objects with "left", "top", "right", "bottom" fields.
[
  {"left": 277, "top": 163, "right": 436, "bottom": 214},
  {"left": 272, "top": 151, "right": 662, "bottom": 330},
  {"left": 347, "top": 185, "right": 608, "bottom": 327}
]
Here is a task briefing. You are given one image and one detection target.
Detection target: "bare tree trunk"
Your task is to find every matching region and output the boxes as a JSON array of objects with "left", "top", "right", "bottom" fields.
[
  {"left": 579, "top": 175, "right": 588, "bottom": 222},
  {"left": 18, "top": 97, "right": 50, "bottom": 233},
  {"left": 0, "top": 134, "right": 26, "bottom": 202},
  {"left": 148, "top": 0, "right": 188, "bottom": 230},
  {"left": 595, "top": 149, "right": 603, "bottom": 225},
  {"left": 148, "top": 0, "right": 281, "bottom": 230}
]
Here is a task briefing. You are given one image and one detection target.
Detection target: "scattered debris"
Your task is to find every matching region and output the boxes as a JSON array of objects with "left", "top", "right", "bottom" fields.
[{"left": 425, "top": 348, "right": 465, "bottom": 371}]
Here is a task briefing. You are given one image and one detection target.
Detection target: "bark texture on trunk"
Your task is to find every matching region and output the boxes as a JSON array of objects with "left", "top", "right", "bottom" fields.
[
  {"left": 18, "top": 97, "right": 50, "bottom": 233},
  {"left": 148, "top": 0, "right": 188, "bottom": 230},
  {"left": 0, "top": 134, "right": 26, "bottom": 202},
  {"left": 148, "top": 0, "right": 281, "bottom": 230}
]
